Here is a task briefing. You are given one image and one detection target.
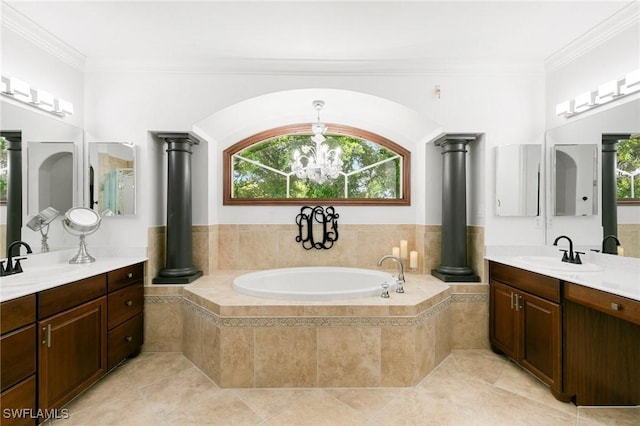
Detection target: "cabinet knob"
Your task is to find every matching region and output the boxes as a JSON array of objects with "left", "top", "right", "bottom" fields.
[
  {"left": 611, "top": 302, "right": 622, "bottom": 311},
  {"left": 126, "top": 272, "right": 133, "bottom": 279},
  {"left": 125, "top": 336, "right": 133, "bottom": 342},
  {"left": 126, "top": 300, "right": 133, "bottom": 307}
]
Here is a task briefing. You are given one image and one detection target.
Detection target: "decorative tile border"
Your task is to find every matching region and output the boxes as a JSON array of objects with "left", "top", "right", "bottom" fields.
[
  {"left": 145, "top": 295, "right": 184, "bottom": 304},
  {"left": 181, "top": 296, "right": 452, "bottom": 328},
  {"left": 451, "top": 293, "right": 488, "bottom": 303}
]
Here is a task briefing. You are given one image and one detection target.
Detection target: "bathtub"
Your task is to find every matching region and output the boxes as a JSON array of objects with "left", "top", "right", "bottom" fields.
[{"left": 232, "top": 266, "right": 396, "bottom": 300}]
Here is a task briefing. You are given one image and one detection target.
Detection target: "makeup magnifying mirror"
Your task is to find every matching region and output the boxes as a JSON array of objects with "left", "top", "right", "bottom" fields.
[
  {"left": 62, "top": 207, "right": 102, "bottom": 263},
  {"left": 26, "top": 206, "right": 59, "bottom": 252}
]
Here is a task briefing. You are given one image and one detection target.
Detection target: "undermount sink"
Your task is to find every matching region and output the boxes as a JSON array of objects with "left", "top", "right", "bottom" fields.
[{"left": 514, "top": 256, "right": 604, "bottom": 272}]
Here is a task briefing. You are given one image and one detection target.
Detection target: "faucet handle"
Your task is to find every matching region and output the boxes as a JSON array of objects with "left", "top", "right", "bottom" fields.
[
  {"left": 574, "top": 251, "right": 584, "bottom": 264},
  {"left": 13, "top": 257, "right": 27, "bottom": 273},
  {"left": 380, "top": 282, "right": 390, "bottom": 298},
  {"left": 0, "top": 260, "right": 6, "bottom": 276},
  {"left": 395, "top": 278, "right": 405, "bottom": 294},
  {"left": 559, "top": 249, "right": 569, "bottom": 263}
]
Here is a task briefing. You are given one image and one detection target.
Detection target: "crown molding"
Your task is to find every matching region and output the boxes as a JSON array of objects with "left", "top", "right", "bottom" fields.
[
  {"left": 1, "top": 2, "right": 86, "bottom": 71},
  {"left": 85, "top": 57, "right": 544, "bottom": 77},
  {"left": 545, "top": 1, "right": 640, "bottom": 73}
]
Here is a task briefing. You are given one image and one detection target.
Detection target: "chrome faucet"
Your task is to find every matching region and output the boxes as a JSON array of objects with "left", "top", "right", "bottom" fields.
[
  {"left": 552, "top": 235, "right": 583, "bottom": 264},
  {"left": 1, "top": 241, "right": 33, "bottom": 276},
  {"left": 602, "top": 234, "right": 621, "bottom": 255},
  {"left": 377, "top": 255, "right": 405, "bottom": 293}
]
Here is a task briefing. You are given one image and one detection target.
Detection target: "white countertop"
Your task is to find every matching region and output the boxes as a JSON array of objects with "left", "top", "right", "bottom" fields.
[
  {"left": 485, "top": 246, "right": 640, "bottom": 302},
  {"left": 0, "top": 248, "right": 147, "bottom": 302}
]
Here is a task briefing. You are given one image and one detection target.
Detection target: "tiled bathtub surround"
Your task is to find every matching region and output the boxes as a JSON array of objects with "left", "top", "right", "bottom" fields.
[
  {"left": 146, "top": 224, "right": 486, "bottom": 284},
  {"left": 142, "top": 272, "right": 491, "bottom": 388}
]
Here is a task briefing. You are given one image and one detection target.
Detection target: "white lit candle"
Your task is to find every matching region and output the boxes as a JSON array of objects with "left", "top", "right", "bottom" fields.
[
  {"left": 392, "top": 246, "right": 400, "bottom": 258},
  {"left": 410, "top": 251, "right": 418, "bottom": 269},
  {"left": 400, "top": 240, "right": 408, "bottom": 259},
  {"left": 617, "top": 246, "right": 624, "bottom": 256}
]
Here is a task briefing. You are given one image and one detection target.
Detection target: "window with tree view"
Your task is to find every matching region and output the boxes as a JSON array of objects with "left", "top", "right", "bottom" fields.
[
  {"left": 617, "top": 135, "right": 640, "bottom": 204},
  {"left": 223, "top": 124, "right": 410, "bottom": 205}
]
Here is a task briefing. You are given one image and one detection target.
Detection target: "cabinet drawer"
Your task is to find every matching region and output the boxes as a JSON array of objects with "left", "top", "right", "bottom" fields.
[
  {"left": 565, "top": 282, "right": 640, "bottom": 326},
  {"left": 108, "top": 283, "right": 143, "bottom": 329},
  {"left": 0, "top": 375, "right": 37, "bottom": 426},
  {"left": 107, "top": 313, "right": 143, "bottom": 370},
  {"left": 0, "top": 325, "right": 36, "bottom": 392},
  {"left": 489, "top": 261, "right": 560, "bottom": 303},
  {"left": 38, "top": 274, "right": 107, "bottom": 319},
  {"left": 1, "top": 295, "right": 35, "bottom": 335},
  {"left": 108, "top": 263, "right": 144, "bottom": 292}
]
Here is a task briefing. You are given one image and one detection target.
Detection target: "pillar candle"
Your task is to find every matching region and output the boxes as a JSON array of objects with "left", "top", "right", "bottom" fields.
[
  {"left": 400, "top": 240, "right": 408, "bottom": 259},
  {"left": 392, "top": 247, "right": 400, "bottom": 258},
  {"left": 410, "top": 251, "right": 418, "bottom": 269}
]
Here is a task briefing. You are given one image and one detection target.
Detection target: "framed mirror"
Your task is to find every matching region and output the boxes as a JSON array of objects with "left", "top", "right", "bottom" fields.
[
  {"left": 552, "top": 144, "right": 597, "bottom": 216},
  {"left": 1, "top": 100, "right": 83, "bottom": 257},
  {"left": 495, "top": 144, "right": 541, "bottom": 217},
  {"left": 88, "top": 142, "right": 136, "bottom": 216}
]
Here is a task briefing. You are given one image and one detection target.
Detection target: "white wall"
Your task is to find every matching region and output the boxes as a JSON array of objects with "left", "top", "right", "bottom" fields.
[{"left": 83, "top": 70, "right": 545, "bottom": 248}]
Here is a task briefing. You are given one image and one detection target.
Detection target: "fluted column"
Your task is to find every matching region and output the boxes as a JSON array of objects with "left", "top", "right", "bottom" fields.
[
  {"left": 601, "top": 134, "right": 626, "bottom": 254},
  {"left": 153, "top": 133, "right": 202, "bottom": 284},
  {"left": 432, "top": 134, "right": 480, "bottom": 282}
]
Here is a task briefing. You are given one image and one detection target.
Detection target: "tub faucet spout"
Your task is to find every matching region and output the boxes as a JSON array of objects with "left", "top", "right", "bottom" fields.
[{"left": 377, "top": 255, "right": 405, "bottom": 293}]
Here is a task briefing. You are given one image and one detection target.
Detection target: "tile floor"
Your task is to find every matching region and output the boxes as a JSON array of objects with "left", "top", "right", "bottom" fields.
[{"left": 50, "top": 349, "right": 638, "bottom": 426}]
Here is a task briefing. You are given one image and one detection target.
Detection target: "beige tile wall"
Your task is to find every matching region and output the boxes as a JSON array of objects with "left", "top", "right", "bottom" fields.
[
  {"left": 147, "top": 224, "right": 486, "bottom": 280},
  {"left": 618, "top": 223, "right": 640, "bottom": 258}
]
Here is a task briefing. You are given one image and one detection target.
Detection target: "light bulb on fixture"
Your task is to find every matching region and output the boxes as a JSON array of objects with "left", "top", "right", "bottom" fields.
[{"left": 291, "top": 100, "right": 343, "bottom": 184}]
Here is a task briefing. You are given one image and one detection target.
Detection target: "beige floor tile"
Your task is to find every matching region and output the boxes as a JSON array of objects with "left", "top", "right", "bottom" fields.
[
  {"left": 63, "top": 364, "right": 139, "bottom": 413},
  {"left": 477, "top": 386, "right": 577, "bottom": 426},
  {"left": 416, "top": 357, "right": 495, "bottom": 407},
  {"left": 162, "top": 389, "right": 263, "bottom": 425},
  {"left": 52, "top": 395, "right": 159, "bottom": 426},
  {"left": 123, "top": 351, "right": 194, "bottom": 388},
  {"left": 233, "top": 388, "right": 311, "bottom": 418},
  {"left": 266, "top": 389, "right": 367, "bottom": 426},
  {"left": 577, "top": 406, "right": 640, "bottom": 426},
  {"left": 449, "top": 348, "right": 509, "bottom": 384},
  {"left": 364, "top": 388, "right": 480, "bottom": 426},
  {"left": 138, "top": 367, "right": 220, "bottom": 418},
  {"left": 495, "top": 360, "right": 577, "bottom": 415},
  {"left": 324, "top": 388, "right": 400, "bottom": 414}
]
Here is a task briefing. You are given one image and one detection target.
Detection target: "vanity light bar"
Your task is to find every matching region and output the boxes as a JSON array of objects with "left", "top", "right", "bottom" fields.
[
  {"left": 0, "top": 75, "right": 73, "bottom": 117},
  {"left": 556, "top": 68, "right": 640, "bottom": 118}
]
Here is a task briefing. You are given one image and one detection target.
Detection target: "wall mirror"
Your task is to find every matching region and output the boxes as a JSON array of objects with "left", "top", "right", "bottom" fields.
[
  {"left": 495, "top": 144, "right": 541, "bottom": 216},
  {"left": 27, "top": 141, "right": 76, "bottom": 216},
  {"left": 88, "top": 142, "right": 136, "bottom": 216},
  {"left": 1, "top": 100, "right": 83, "bottom": 257},
  {"left": 552, "top": 144, "right": 597, "bottom": 216}
]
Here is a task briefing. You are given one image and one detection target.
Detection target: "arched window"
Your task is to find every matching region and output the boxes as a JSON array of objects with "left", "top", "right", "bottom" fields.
[{"left": 223, "top": 124, "right": 410, "bottom": 205}]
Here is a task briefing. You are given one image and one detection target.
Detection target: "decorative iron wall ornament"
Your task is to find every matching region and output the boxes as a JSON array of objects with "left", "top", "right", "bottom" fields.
[{"left": 295, "top": 206, "right": 339, "bottom": 250}]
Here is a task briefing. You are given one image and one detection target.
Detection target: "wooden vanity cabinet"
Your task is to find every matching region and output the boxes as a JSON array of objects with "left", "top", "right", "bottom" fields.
[
  {"left": 489, "top": 262, "right": 564, "bottom": 400},
  {"left": 564, "top": 282, "right": 640, "bottom": 405},
  {"left": 0, "top": 295, "right": 37, "bottom": 426},
  {"left": 107, "top": 263, "right": 144, "bottom": 369},
  {"left": 37, "top": 275, "right": 107, "bottom": 412}
]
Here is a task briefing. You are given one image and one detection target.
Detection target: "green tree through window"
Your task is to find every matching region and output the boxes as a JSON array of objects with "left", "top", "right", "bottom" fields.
[
  {"left": 617, "top": 135, "right": 640, "bottom": 201},
  {"left": 223, "top": 124, "right": 410, "bottom": 205}
]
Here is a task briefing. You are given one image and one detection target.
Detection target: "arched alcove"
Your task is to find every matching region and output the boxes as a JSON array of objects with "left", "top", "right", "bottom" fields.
[{"left": 192, "top": 88, "right": 443, "bottom": 225}]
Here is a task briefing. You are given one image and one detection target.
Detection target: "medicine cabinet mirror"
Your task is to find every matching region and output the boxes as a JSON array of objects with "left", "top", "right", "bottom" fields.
[
  {"left": 552, "top": 144, "right": 597, "bottom": 216},
  {"left": 88, "top": 142, "right": 136, "bottom": 216},
  {"left": 495, "top": 144, "right": 541, "bottom": 216}
]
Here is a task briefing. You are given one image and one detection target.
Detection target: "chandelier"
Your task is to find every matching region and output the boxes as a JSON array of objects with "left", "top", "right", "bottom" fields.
[{"left": 291, "top": 100, "right": 343, "bottom": 184}]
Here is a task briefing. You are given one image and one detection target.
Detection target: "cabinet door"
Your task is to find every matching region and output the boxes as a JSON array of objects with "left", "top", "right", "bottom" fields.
[
  {"left": 38, "top": 297, "right": 107, "bottom": 411},
  {"left": 490, "top": 280, "right": 518, "bottom": 358},
  {"left": 519, "top": 292, "right": 561, "bottom": 388}
]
